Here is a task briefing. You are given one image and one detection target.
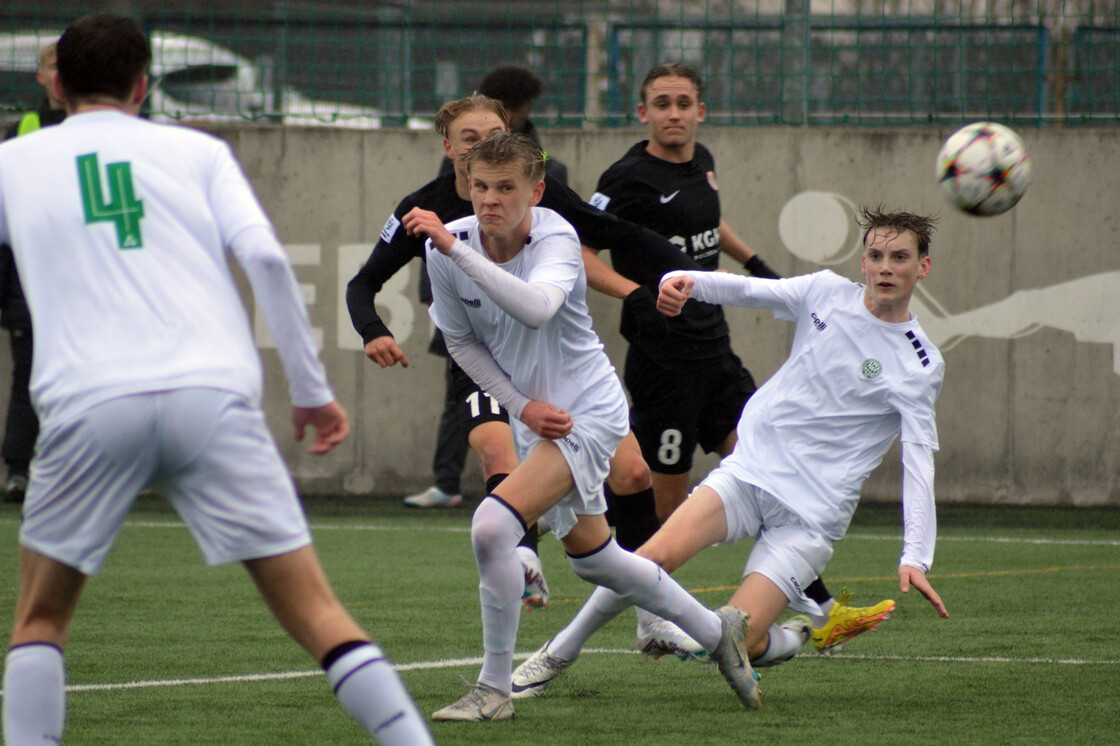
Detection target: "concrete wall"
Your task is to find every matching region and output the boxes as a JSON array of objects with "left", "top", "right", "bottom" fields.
[{"left": 13, "top": 125, "right": 1114, "bottom": 505}]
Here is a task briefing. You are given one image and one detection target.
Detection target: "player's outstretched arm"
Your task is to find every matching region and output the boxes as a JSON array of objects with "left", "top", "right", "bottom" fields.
[
  {"left": 520, "top": 401, "right": 573, "bottom": 440},
  {"left": 293, "top": 401, "right": 350, "bottom": 455},
  {"left": 364, "top": 335, "right": 409, "bottom": 368},
  {"left": 656, "top": 273, "right": 695, "bottom": 316},
  {"left": 899, "top": 564, "right": 949, "bottom": 618}
]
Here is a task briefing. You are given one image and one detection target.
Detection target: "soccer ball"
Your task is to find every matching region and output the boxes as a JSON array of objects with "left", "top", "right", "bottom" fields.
[{"left": 935, "top": 122, "right": 1031, "bottom": 216}]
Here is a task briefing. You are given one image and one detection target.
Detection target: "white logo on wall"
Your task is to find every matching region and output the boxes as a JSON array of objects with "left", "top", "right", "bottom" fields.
[{"left": 778, "top": 191, "right": 1120, "bottom": 376}]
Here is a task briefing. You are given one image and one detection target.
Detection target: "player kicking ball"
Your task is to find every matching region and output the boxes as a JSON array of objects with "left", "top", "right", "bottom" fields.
[
  {"left": 513, "top": 207, "right": 950, "bottom": 703},
  {"left": 411, "top": 132, "right": 761, "bottom": 721}
]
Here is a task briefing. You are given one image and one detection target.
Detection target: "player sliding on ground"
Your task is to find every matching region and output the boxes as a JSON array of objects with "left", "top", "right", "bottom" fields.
[
  {"left": 413, "top": 131, "right": 761, "bottom": 721},
  {"left": 513, "top": 207, "right": 950, "bottom": 703}
]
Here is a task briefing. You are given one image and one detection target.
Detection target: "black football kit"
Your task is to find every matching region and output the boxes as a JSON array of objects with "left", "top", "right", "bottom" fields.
[{"left": 591, "top": 141, "right": 759, "bottom": 474}]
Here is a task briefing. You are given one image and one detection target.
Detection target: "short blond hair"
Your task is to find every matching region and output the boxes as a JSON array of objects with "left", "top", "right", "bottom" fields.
[
  {"left": 434, "top": 94, "right": 509, "bottom": 138},
  {"left": 463, "top": 132, "right": 546, "bottom": 182},
  {"left": 38, "top": 41, "right": 57, "bottom": 69}
]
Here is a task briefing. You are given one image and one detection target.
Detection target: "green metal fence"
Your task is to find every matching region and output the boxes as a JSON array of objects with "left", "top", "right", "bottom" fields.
[{"left": 1, "top": 1, "right": 1117, "bottom": 128}]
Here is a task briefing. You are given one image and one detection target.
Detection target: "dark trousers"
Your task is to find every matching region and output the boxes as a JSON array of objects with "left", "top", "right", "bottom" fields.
[
  {"left": 432, "top": 360, "right": 468, "bottom": 495},
  {"left": 2, "top": 326, "right": 37, "bottom": 473}
]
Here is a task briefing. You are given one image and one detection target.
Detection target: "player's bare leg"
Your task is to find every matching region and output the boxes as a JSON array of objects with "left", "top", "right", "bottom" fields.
[
  {"left": 4, "top": 549, "right": 85, "bottom": 745},
  {"left": 727, "top": 572, "right": 797, "bottom": 662},
  {"left": 649, "top": 470, "right": 691, "bottom": 523},
  {"left": 467, "top": 420, "right": 518, "bottom": 482},
  {"left": 245, "top": 546, "right": 434, "bottom": 745},
  {"left": 8, "top": 548, "right": 86, "bottom": 649}
]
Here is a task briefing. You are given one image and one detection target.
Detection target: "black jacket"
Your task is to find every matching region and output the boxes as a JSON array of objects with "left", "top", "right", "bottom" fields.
[{"left": 0, "top": 100, "right": 66, "bottom": 330}]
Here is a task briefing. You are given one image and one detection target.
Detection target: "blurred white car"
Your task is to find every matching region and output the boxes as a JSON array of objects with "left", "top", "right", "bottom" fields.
[{"left": 0, "top": 29, "right": 405, "bottom": 129}]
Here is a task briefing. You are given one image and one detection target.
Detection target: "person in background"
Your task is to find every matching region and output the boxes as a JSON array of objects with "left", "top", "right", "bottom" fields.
[{"left": 0, "top": 40, "right": 65, "bottom": 503}]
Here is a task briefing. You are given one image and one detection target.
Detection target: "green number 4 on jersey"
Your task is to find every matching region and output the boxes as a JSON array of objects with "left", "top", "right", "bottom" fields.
[{"left": 77, "top": 152, "right": 144, "bottom": 249}]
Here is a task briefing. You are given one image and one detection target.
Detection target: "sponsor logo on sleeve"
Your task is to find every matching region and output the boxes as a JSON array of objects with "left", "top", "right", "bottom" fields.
[
  {"left": 588, "top": 192, "right": 611, "bottom": 211},
  {"left": 380, "top": 214, "right": 401, "bottom": 243}
]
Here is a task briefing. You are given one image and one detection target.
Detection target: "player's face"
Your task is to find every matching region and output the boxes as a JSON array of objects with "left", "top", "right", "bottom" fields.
[
  {"left": 469, "top": 161, "right": 545, "bottom": 244},
  {"left": 861, "top": 226, "right": 931, "bottom": 322},
  {"left": 37, "top": 50, "right": 62, "bottom": 108},
  {"left": 505, "top": 102, "right": 532, "bottom": 134},
  {"left": 444, "top": 110, "right": 507, "bottom": 176},
  {"left": 638, "top": 75, "right": 705, "bottom": 152}
]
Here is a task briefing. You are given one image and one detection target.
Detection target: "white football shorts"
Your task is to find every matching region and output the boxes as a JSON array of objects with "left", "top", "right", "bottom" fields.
[
  {"left": 511, "top": 394, "right": 629, "bottom": 539},
  {"left": 21, "top": 388, "right": 311, "bottom": 575},
  {"left": 699, "top": 466, "right": 834, "bottom": 617}
]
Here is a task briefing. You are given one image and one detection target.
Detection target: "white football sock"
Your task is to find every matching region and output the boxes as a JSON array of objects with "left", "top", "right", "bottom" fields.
[
  {"left": 325, "top": 643, "right": 434, "bottom": 745},
  {"left": 752, "top": 623, "right": 805, "bottom": 667},
  {"left": 3, "top": 643, "right": 66, "bottom": 746},
  {"left": 471, "top": 496, "right": 526, "bottom": 694},
  {"left": 810, "top": 598, "right": 835, "bottom": 628},
  {"left": 567, "top": 539, "right": 722, "bottom": 652},
  {"left": 549, "top": 584, "right": 630, "bottom": 661}
]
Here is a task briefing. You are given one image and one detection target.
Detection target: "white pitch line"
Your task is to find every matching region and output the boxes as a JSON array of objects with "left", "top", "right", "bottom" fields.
[
  {"left": 1, "top": 519, "right": 1118, "bottom": 545},
  {"left": 0, "top": 647, "right": 1115, "bottom": 698}
]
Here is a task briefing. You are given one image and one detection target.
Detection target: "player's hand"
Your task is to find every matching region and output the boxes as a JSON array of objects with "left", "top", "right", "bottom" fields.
[
  {"left": 520, "top": 401, "right": 573, "bottom": 440},
  {"left": 656, "top": 274, "right": 694, "bottom": 317},
  {"left": 403, "top": 207, "right": 456, "bottom": 254},
  {"left": 899, "top": 564, "right": 949, "bottom": 618},
  {"left": 364, "top": 336, "right": 409, "bottom": 368},
  {"left": 293, "top": 401, "right": 350, "bottom": 455}
]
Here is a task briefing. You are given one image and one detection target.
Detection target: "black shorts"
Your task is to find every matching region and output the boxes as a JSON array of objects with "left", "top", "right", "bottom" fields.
[
  {"left": 448, "top": 359, "right": 510, "bottom": 433},
  {"left": 624, "top": 346, "right": 756, "bottom": 475}
]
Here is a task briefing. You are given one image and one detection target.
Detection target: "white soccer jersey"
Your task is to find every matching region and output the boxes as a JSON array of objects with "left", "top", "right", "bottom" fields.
[
  {"left": 669, "top": 269, "right": 943, "bottom": 547},
  {"left": 0, "top": 111, "right": 331, "bottom": 428},
  {"left": 427, "top": 207, "right": 624, "bottom": 419},
  {"left": 427, "top": 207, "right": 628, "bottom": 536}
]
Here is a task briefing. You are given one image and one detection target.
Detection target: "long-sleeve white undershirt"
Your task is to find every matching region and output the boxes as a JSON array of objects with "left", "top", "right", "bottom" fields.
[
  {"left": 444, "top": 332, "right": 531, "bottom": 420},
  {"left": 447, "top": 240, "right": 565, "bottom": 329},
  {"left": 229, "top": 225, "right": 333, "bottom": 408},
  {"left": 900, "top": 441, "right": 937, "bottom": 572}
]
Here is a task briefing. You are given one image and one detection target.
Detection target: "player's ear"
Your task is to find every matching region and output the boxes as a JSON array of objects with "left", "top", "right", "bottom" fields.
[
  {"left": 917, "top": 255, "right": 931, "bottom": 279},
  {"left": 637, "top": 102, "right": 648, "bottom": 124},
  {"left": 697, "top": 101, "right": 706, "bottom": 123},
  {"left": 130, "top": 75, "right": 148, "bottom": 107},
  {"left": 51, "top": 75, "right": 66, "bottom": 105},
  {"left": 443, "top": 138, "right": 454, "bottom": 161},
  {"left": 529, "top": 178, "right": 545, "bottom": 206}
]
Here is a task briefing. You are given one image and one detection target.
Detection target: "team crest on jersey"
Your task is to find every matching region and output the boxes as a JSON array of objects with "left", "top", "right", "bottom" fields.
[
  {"left": 861, "top": 358, "right": 882, "bottom": 380},
  {"left": 706, "top": 171, "right": 719, "bottom": 190}
]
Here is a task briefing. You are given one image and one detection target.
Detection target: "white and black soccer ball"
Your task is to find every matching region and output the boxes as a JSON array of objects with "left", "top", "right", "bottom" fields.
[{"left": 935, "top": 122, "right": 1031, "bottom": 217}]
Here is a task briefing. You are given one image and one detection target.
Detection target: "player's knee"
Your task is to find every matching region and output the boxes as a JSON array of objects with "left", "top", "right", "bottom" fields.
[
  {"left": 474, "top": 438, "right": 518, "bottom": 478},
  {"left": 470, "top": 497, "right": 523, "bottom": 559},
  {"left": 633, "top": 536, "right": 676, "bottom": 573},
  {"left": 608, "top": 452, "right": 651, "bottom": 494}
]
